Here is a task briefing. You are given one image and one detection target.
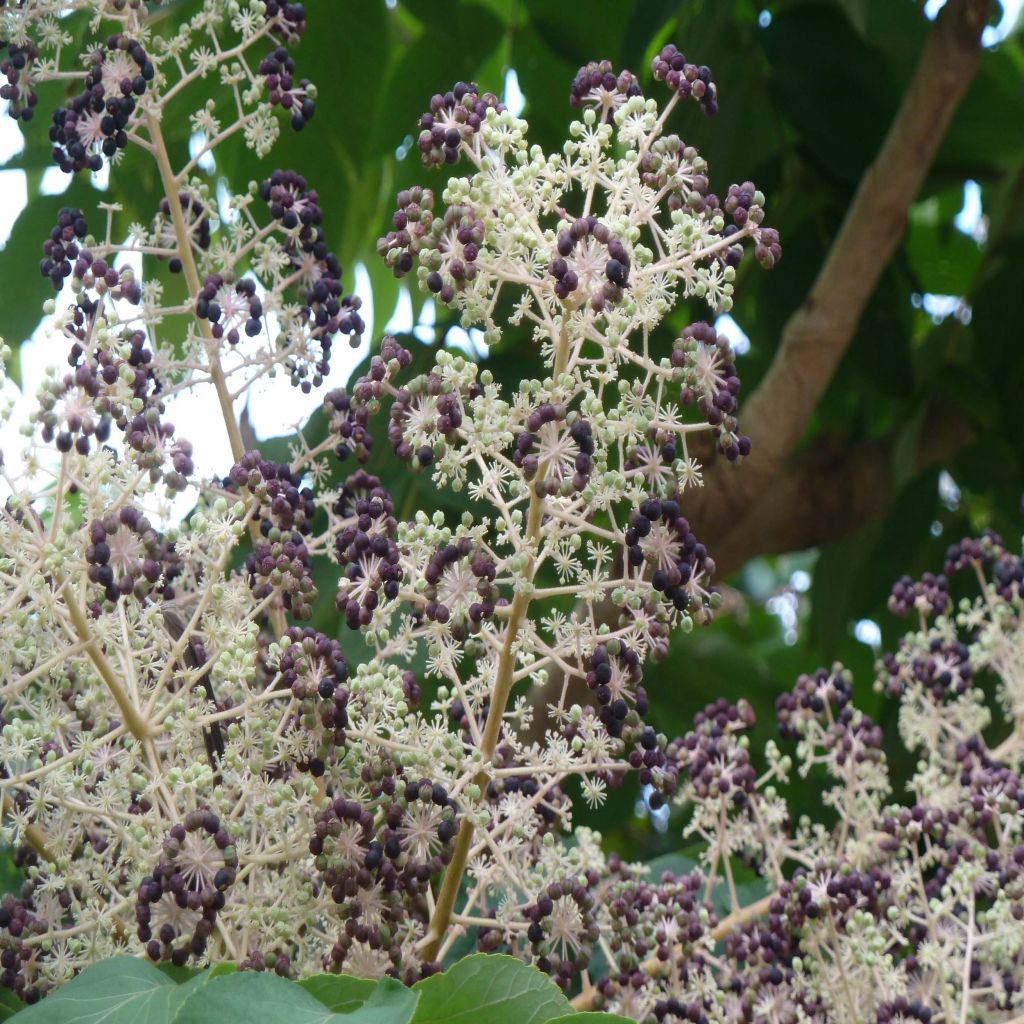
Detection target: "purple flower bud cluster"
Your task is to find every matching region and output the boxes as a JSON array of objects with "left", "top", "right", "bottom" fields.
[
  {"left": 123, "top": 406, "right": 195, "bottom": 492},
  {"left": 525, "top": 876, "right": 601, "bottom": 989},
  {"left": 417, "top": 81, "right": 505, "bottom": 167},
  {"left": 40, "top": 207, "right": 142, "bottom": 309},
  {"left": 0, "top": 34, "right": 39, "bottom": 123},
  {"left": 135, "top": 810, "right": 238, "bottom": 967},
  {"left": 879, "top": 796, "right": 1024, "bottom": 896},
  {"left": 943, "top": 530, "right": 1004, "bottom": 575},
  {"left": 879, "top": 636, "right": 972, "bottom": 703},
  {"left": 722, "top": 182, "right": 777, "bottom": 271},
  {"left": 775, "top": 666, "right": 853, "bottom": 740},
  {"left": 422, "top": 538, "right": 498, "bottom": 632},
  {"left": 514, "top": 404, "right": 595, "bottom": 496},
  {"left": 550, "top": 216, "right": 630, "bottom": 311},
  {"left": 196, "top": 274, "right": 263, "bottom": 344},
  {"left": 754, "top": 227, "right": 783, "bottom": 270},
  {"left": 248, "top": 531, "right": 316, "bottom": 621},
  {"left": 275, "top": 627, "right": 349, "bottom": 773},
  {"left": 264, "top": 0, "right": 308, "bottom": 43},
  {"left": 231, "top": 452, "right": 318, "bottom": 618},
  {"left": 944, "top": 529, "right": 1024, "bottom": 601},
  {"left": 49, "top": 34, "right": 154, "bottom": 173},
  {"left": 0, "top": 858, "right": 73, "bottom": 1005},
  {"left": 569, "top": 60, "right": 642, "bottom": 120},
  {"left": 679, "top": 698, "right": 756, "bottom": 807},
  {"left": 37, "top": 326, "right": 166, "bottom": 466},
  {"left": 421, "top": 205, "right": 486, "bottom": 304},
  {"left": 38, "top": 379, "right": 111, "bottom": 457},
  {"left": 259, "top": 46, "right": 315, "bottom": 131},
  {"left": 626, "top": 497, "right": 717, "bottom": 620},
  {"left": 323, "top": 337, "right": 412, "bottom": 469},
  {"left": 651, "top": 44, "right": 718, "bottom": 117},
  {"left": 639, "top": 137, "right": 709, "bottom": 210},
  {"left": 389, "top": 371, "right": 480, "bottom": 467},
  {"left": 238, "top": 948, "right": 293, "bottom": 977},
  {"left": 585, "top": 641, "right": 646, "bottom": 738},
  {"left": 673, "top": 322, "right": 750, "bottom": 461},
  {"left": 322, "top": 388, "right": 372, "bottom": 464},
  {"left": 39, "top": 207, "right": 88, "bottom": 290},
  {"left": 782, "top": 859, "right": 891, "bottom": 932},
  {"left": 377, "top": 186, "right": 435, "bottom": 280},
  {"left": 230, "top": 451, "right": 315, "bottom": 536},
  {"left": 334, "top": 470, "right": 403, "bottom": 629},
  {"left": 723, "top": 181, "right": 767, "bottom": 232},
  {"left": 86, "top": 505, "right": 174, "bottom": 604},
  {"left": 596, "top": 870, "right": 713, "bottom": 1015},
  {"left": 259, "top": 170, "right": 364, "bottom": 383},
  {"left": 875, "top": 999, "right": 935, "bottom": 1022},
  {"left": 888, "top": 571, "right": 950, "bottom": 618},
  {"left": 311, "top": 777, "right": 459, "bottom": 979},
  {"left": 379, "top": 191, "right": 485, "bottom": 308}
]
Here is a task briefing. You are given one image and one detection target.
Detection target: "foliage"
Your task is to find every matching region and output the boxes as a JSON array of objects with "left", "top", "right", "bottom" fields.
[{"left": 3, "top": 953, "right": 633, "bottom": 1023}]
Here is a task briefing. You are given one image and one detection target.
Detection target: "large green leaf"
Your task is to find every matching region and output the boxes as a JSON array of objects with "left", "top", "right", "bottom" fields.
[
  {"left": 9, "top": 958, "right": 227, "bottom": 1024},
  {"left": 906, "top": 188, "right": 984, "bottom": 295},
  {"left": 8, "top": 957, "right": 596, "bottom": 1024},
  {"left": 761, "top": 3, "right": 894, "bottom": 183},
  {"left": 410, "top": 954, "right": 571, "bottom": 1024},
  {"left": 0, "top": 990, "right": 22, "bottom": 1022},
  {"left": 301, "top": 975, "right": 417, "bottom": 1023},
  {"left": 172, "top": 972, "right": 338, "bottom": 1024},
  {"left": 300, "top": 974, "right": 376, "bottom": 1013},
  {"left": 332, "top": 977, "right": 417, "bottom": 1024}
]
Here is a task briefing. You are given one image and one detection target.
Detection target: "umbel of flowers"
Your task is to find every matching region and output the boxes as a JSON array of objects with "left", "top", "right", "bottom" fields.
[{"left": 0, "top": 3, "right": 1023, "bottom": 1022}]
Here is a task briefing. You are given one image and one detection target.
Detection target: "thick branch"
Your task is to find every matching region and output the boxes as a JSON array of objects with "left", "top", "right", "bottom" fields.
[
  {"left": 145, "top": 109, "right": 287, "bottom": 638},
  {"left": 708, "top": 400, "right": 974, "bottom": 577},
  {"left": 689, "top": 0, "right": 991, "bottom": 541},
  {"left": 418, "top": 330, "right": 571, "bottom": 961},
  {"left": 61, "top": 584, "right": 152, "bottom": 741},
  {"left": 1, "top": 794, "right": 56, "bottom": 865}
]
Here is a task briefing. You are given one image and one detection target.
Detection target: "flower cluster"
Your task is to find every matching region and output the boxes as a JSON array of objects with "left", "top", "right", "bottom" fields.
[{"left": 23, "top": 10, "right": 1024, "bottom": 1024}]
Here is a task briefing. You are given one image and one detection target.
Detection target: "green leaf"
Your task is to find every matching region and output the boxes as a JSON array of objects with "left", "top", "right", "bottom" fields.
[
  {"left": 152, "top": 962, "right": 200, "bottom": 984},
  {"left": 891, "top": 402, "right": 928, "bottom": 491},
  {"left": 761, "top": 4, "right": 894, "bottom": 183},
  {"left": 940, "top": 49, "right": 1024, "bottom": 168},
  {"left": 10, "top": 957, "right": 175, "bottom": 1024},
  {"left": 809, "top": 533, "right": 867, "bottom": 658},
  {"left": 302, "top": 975, "right": 417, "bottom": 1023},
  {"left": 0, "top": 846, "right": 23, "bottom": 897},
  {"left": 410, "top": 954, "right": 571, "bottom": 1024},
  {"left": 8, "top": 961, "right": 242, "bottom": 1024},
  {"left": 174, "top": 972, "right": 341, "bottom": 1024},
  {"left": 335, "top": 977, "right": 417, "bottom": 1024},
  {"left": 0, "top": 990, "right": 22, "bottom": 1022},
  {"left": 906, "top": 189, "right": 984, "bottom": 295},
  {"left": 300, "top": 975, "right": 377, "bottom": 1014},
  {"left": 836, "top": 0, "right": 871, "bottom": 36}
]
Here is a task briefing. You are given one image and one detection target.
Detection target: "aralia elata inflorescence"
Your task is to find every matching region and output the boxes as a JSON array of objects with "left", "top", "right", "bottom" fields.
[{"left": 1, "top": 4, "right": 1023, "bottom": 1023}]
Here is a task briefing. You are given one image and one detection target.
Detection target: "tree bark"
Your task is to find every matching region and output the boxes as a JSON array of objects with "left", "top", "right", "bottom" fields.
[{"left": 687, "top": 0, "right": 993, "bottom": 553}]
